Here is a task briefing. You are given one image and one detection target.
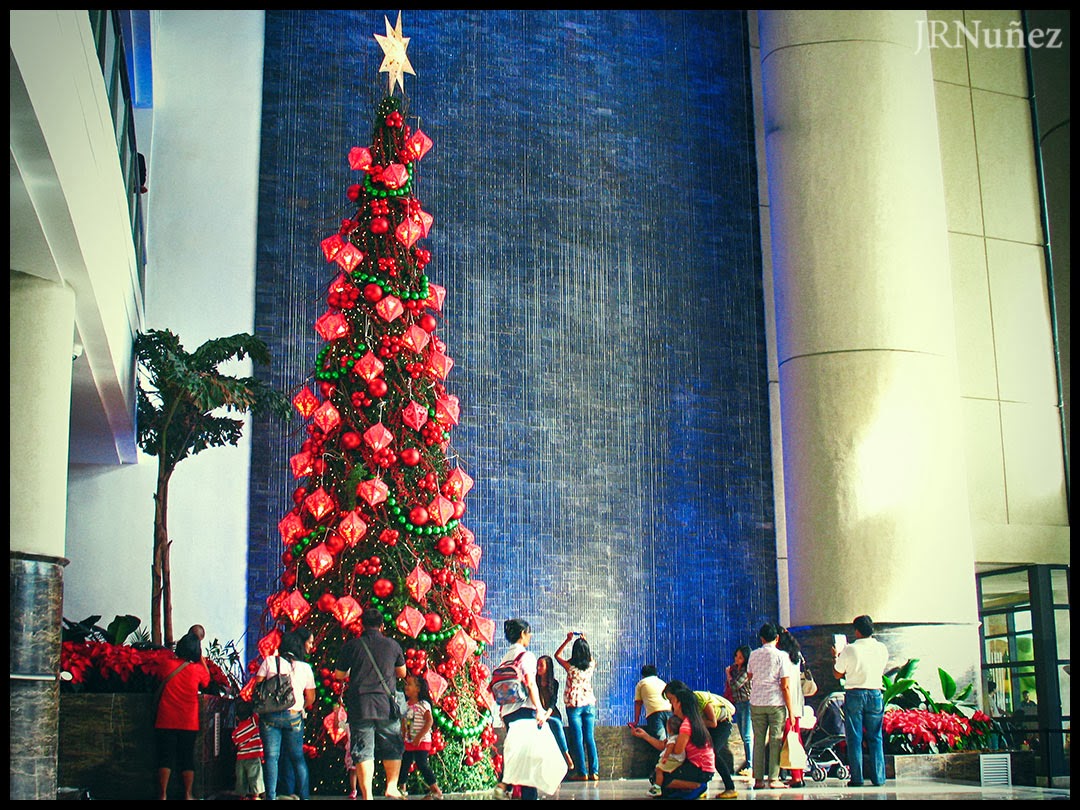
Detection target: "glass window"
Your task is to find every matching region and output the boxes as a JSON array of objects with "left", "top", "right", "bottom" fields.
[
  {"left": 984, "top": 613, "right": 1009, "bottom": 637},
  {"left": 1056, "top": 608, "right": 1070, "bottom": 660},
  {"left": 1059, "top": 664, "right": 1070, "bottom": 717},
  {"left": 1014, "top": 611, "right": 1032, "bottom": 633},
  {"left": 1051, "top": 568, "right": 1069, "bottom": 606},
  {"left": 980, "top": 570, "right": 1030, "bottom": 610},
  {"left": 985, "top": 636, "right": 1010, "bottom": 664}
]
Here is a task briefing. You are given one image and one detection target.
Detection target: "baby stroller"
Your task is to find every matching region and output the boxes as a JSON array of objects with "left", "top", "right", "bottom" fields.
[{"left": 805, "top": 691, "right": 850, "bottom": 782}]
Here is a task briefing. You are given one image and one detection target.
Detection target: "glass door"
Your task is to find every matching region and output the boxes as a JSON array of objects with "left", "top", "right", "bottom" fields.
[{"left": 977, "top": 565, "right": 1070, "bottom": 783}]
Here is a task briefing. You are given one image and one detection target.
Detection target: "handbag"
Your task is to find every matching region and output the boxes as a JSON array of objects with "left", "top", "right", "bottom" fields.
[
  {"left": 801, "top": 665, "right": 818, "bottom": 697},
  {"left": 252, "top": 656, "right": 296, "bottom": 714},
  {"left": 779, "top": 721, "right": 808, "bottom": 770},
  {"left": 359, "top": 638, "right": 404, "bottom": 721}
]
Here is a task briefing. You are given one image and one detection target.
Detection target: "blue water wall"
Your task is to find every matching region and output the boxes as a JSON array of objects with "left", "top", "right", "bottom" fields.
[{"left": 249, "top": 9, "right": 776, "bottom": 724}]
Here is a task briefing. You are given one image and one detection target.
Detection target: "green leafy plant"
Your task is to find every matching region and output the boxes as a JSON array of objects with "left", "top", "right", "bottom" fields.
[
  {"left": 135, "top": 329, "right": 290, "bottom": 646},
  {"left": 62, "top": 614, "right": 143, "bottom": 645},
  {"left": 884, "top": 659, "right": 976, "bottom": 712},
  {"left": 883, "top": 657, "right": 922, "bottom": 708},
  {"left": 204, "top": 637, "right": 245, "bottom": 696}
]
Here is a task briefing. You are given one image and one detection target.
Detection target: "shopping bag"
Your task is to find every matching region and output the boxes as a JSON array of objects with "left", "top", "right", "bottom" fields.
[
  {"left": 779, "top": 723, "right": 807, "bottom": 770},
  {"left": 501, "top": 719, "right": 568, "bottom": 795}
]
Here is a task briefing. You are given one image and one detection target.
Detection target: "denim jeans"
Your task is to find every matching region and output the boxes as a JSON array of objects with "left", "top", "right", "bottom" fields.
[
  {"left": 259, "top": 710, "right": 308, "bottom": 801},
  {"left": 565, "top": 705, "right": 599, "bottom": 777},
  {"left": 734, "top": 701, "right": 752, "bottom": 766},
  {"left": 843, "top": 689, "right": 885, "bottom": 785},
  {"left": 644, "top": 710, "right": 673, "bottom": 741},
  {"left": 547, "top": 716, "right": 570, "bottom": 756}
]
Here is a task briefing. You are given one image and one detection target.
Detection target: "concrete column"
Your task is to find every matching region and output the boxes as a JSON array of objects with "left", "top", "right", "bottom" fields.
[
  {"left": 758, "top": 11, "right": 980, "bottom": 693},
  {"left": 10, "top": 270, "right": 75, "bottom": 800}
]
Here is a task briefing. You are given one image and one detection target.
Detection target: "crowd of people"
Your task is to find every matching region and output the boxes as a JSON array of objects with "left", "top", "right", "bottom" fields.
[
  {"left": 157, "top": 613, "right": 890, "bottom": 800},
  {"left": 489, "top": 614, "right": 889, "bottom": 800}
]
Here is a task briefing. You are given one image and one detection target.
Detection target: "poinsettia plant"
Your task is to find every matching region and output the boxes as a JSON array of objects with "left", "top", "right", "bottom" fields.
[
  {"left": 60, "top": 640, "right": 232, "bottom": 695},
  {"left": 59, "top": 613, "right": 241, "bottom": 695},
  {"left": 59, "top": 613, "right": 234, "bottom": 695},
  {"left": 882, "top": 658, "right": 999, "bottom": 754},
  {"left": 883, "top": 707, "right": 996, "bottom": 754}
]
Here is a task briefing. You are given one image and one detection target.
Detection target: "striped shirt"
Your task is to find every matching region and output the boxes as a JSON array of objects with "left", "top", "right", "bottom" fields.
[
  {"left": 231, "top": 717, "right": 263, "bottom": 761},
  {"left": 404, "top": 699, "right": 433, "bottom": 751}
]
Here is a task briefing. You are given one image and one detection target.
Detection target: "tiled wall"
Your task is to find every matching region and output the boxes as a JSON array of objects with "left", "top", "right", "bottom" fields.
[{"left": 249, "top": 10, "right": 776, "bottom": 724}]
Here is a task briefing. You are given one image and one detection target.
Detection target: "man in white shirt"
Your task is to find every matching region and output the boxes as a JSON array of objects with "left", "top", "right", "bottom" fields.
[
  {"left": 746, "top": 622, "right": 794, "bottom": 789},
  {"left": 833, "top": 615, "right": 889, "bottom": 787}
]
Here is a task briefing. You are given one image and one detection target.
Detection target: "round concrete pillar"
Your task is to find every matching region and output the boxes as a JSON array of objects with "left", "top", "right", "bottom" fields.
[
  {"left": 758, "top": 10, "right": 980, "bottom": 689},
  {"left": 9, "top": 270, "right": 76, "bottom": 800}
]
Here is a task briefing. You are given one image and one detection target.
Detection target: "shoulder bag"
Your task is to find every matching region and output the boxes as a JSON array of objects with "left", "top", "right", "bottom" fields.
[
  {"left": 252, "top": 656, "right": 296, "bottom": 714},
  {"left": 154, "top": 660, "right": 190, "bottom": 707},
  {"left": 359, "top": 637, "right": 403, "bottom": 720},
  {"left": 801, "top": 664, "right": 818, "bottom": 697}
]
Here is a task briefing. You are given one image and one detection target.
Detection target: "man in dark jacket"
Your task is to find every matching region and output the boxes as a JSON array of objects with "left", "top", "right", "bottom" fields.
[{"left": 334, "top": 608, "right": 407, "bottom": 799}]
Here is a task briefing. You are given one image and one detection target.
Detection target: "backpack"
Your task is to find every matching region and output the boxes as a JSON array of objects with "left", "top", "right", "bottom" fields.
[{"left": 489, "top": 652, "right": 529, "bottom": 706}]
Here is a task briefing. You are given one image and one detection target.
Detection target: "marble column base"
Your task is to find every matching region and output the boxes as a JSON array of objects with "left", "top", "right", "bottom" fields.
[{"left": 10, "top": 551, "right": 68, "bottom": 800}]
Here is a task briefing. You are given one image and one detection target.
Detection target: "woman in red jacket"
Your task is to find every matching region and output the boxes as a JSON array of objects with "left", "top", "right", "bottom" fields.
[{"left": 155, "top": 632, "right": 211, "bottom": 800}]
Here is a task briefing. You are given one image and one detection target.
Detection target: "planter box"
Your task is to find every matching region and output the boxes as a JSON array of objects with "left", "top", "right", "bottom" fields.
[
  {"left": 886, "top": 751, "right": 1036, "bottom": 786},
  {"left": 58, "top": 693, "right": 236, "bottom": 800}
]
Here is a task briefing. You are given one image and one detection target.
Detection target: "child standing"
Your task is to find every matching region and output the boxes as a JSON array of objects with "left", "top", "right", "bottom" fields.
[
  {"left": 231, "top": 701, "right": 265, "bottom": 800},
  {"left": 336, "top": 703, "right": 358, "bottom": 800},
  {"left": 401, "top": 674, "right": 443, "bottom": 799}
]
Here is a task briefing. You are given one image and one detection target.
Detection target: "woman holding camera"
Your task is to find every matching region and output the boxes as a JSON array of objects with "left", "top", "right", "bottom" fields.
[{"left": 556, "top": 630, "right": 599, "bottom": 781}]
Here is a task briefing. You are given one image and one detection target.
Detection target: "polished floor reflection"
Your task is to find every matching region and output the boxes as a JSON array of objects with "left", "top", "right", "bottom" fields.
[{"left": 308, "top": 774, "right": 1070, "bottom": 800}]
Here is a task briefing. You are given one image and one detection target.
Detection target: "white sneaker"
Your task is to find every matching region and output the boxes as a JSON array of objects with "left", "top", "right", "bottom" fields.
[{"left": 647, "top": 784, "right": 663, "bottom": 797}]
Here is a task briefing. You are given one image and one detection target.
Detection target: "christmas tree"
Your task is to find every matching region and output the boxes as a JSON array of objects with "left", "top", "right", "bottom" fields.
[{"left": 253, "top": 13, "right": 499, "bottom": 795}]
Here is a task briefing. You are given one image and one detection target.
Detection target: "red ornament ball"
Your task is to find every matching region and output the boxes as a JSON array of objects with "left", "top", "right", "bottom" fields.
[
  {"left": 363, "top": 283, "right": 384, "bottom": 303},
  {"left": 373, "top": 578, "right": 395, "bottom": 598},
  {"left": 325, "top": 532, "right": 346, "bottom": 554},
  {"left": 424, "top": 612, "right": 443, "bottom": 632},
  {"left": 409, "top": 506, "right": 429, "bottom": 526},
  {"left": 419, "top": 314, "right": 438, "bottom": 333},
  {"left": 399, "top": 447, "right": 421, "bottom": 466},
  {"left": 341, "top": 431, "right": 362, "bottom": 450},
  {"left": 370, "top": 217, "right": 389, "bottom": 234},
  {"left": 436, "top": 536, "right": 457, "bottom": 556},
  {"left": 367, "top": 377, "right": 388, "bottom": 397}
]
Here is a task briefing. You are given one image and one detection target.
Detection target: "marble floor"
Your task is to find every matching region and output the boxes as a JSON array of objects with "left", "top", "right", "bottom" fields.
[{"left": 307, "top": 774, "right": 1071, "bottom": 800}]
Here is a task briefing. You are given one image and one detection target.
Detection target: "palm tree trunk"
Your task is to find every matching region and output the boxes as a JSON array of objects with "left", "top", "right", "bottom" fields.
[{"left": 152, "top": 462, "right": 173, "bottom": 646}]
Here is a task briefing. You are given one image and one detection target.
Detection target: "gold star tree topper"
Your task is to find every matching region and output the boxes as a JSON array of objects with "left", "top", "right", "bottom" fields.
[{"left": 374, "top": 11, "right": 415, "bottom": 95}]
